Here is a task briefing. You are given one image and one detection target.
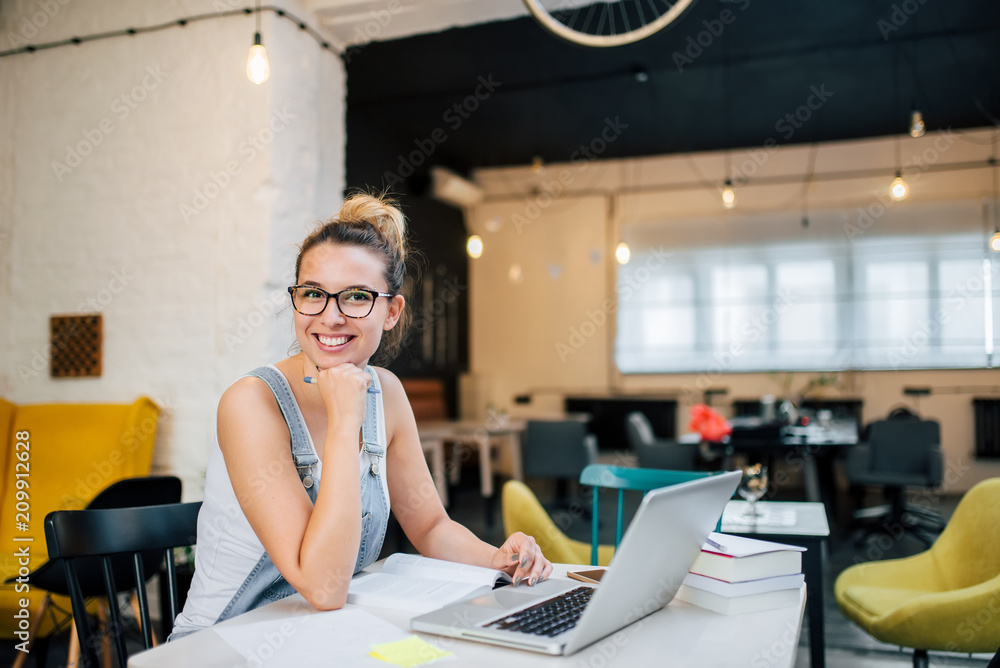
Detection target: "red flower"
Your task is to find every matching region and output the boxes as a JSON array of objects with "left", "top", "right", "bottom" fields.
[{"left": 688, "top": 404, "right": 732, "bottom": 442}]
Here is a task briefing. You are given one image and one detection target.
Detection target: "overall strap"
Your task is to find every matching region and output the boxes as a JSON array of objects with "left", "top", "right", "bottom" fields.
[
  {"left": 361, "top": 366, "right": 384, "bottom": 475},
  {"left": 245, "top": 366, "right": 319, "bottom": 497}
]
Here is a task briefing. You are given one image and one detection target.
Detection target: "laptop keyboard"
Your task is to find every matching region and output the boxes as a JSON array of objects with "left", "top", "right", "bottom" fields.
[{"left": 484, "top": 586, "right": 596, "bottom": 637}]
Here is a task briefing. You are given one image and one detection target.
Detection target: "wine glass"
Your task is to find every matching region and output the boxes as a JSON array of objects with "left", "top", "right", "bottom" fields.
[{"left": 738, "top": 463, "right": 769, "bottom": 518}]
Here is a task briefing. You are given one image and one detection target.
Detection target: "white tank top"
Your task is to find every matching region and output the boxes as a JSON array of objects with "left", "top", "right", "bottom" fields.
[{"left": 172, "top": 365, "right": 390, "bottom": 635}]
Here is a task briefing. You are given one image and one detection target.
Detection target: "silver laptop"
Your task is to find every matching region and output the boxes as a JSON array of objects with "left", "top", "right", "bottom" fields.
[{"left": 411, "top": 470, "right": 742, "bottom": 655}]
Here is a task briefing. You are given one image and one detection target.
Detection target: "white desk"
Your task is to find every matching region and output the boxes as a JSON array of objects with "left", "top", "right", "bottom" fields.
[
  {"left": 722, "top": 500, "right": 829, "bottom": 668},
  {"left": 130, "top": 564, "right": 805, "bottom": 667}
]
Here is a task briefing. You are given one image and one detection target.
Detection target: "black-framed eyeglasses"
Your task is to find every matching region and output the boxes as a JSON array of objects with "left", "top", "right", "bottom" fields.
[{"left": 287, "top": 285, "right": 394, "bottom": 318}]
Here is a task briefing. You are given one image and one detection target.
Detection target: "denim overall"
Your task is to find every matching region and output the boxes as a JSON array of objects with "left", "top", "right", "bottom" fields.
[{"left": 212, "top": 365, "right": 389, "bottom": 624}]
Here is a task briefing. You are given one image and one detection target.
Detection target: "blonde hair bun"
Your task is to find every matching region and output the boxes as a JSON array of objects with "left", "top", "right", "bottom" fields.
[{"left": 336, "top": 193, "right": 407, "bottom": 260}]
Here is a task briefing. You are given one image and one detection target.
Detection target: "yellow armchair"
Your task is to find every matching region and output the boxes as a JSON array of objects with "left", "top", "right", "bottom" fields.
[
  {"left": 0, "top": 397, "right": 160, "bottom": 639},
  {"left": 501, "top": 480, "right": 614, "bottom": 567},
  {"left": 835, "top": 477, "right": 1000, "bottom": 667}
]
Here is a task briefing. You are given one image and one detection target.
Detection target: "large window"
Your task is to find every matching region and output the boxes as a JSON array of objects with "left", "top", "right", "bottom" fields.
[{"left": 616, "top": 203, "right": 999, "bottom": 373}]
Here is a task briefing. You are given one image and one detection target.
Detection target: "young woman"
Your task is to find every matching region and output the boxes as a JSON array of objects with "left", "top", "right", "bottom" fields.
[{"left": 170, "top": 194, "right": 552, "bottom": 638}]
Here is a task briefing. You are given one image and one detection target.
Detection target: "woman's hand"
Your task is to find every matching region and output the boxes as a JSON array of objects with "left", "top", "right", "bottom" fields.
[
  {"left": 490, "top": 532, "right": 553, "bottom": 587},
  {"left": 314, "top": 363, "right": 370, "bottom": 437}
]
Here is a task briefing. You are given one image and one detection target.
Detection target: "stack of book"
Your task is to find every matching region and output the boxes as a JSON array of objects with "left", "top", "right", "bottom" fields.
[{"left": 675, "top": 533, "right": 806, "bottom": 615}]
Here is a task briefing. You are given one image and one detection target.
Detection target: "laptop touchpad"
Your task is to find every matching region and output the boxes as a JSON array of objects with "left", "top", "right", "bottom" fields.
[{"left": 465, "top": 579, "right": 580, "bottom": 610}]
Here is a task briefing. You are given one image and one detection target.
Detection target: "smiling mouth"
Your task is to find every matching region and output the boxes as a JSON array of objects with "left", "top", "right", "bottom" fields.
[{"left": 315, "top": 333, "right": 353, "bottom": 347}]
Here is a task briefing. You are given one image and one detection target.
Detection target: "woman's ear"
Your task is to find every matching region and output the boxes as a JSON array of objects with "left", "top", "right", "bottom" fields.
[{"left": 383, "top": 295, "right": 405, "bottom": 330}]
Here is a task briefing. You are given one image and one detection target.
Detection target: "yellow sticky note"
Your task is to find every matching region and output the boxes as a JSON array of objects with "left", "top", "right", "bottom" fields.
[{"left": 369, "top": 635, "right": 452, "bottom": 667}]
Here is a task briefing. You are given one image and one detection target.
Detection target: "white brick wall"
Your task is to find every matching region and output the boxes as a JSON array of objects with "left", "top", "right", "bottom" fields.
[{"left": 0, "top": 0, "right": 346, "bottom": 500}]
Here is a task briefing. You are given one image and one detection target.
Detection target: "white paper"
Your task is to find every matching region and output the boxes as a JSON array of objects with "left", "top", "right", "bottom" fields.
[
  {"left": 347, "top": 572, "right": 489, "bottom": 613},
  {"left": 383, "top": 553, "right": 512, "bottom": 587},
  {"left": 213, "top": 607, "right": 409, "bottom": 667},
  {"left": 702, "top": 532, "right": 807, "bottom": 557},
  {"left": 723, "top": 502, "right": 798, "bottom": 527}
]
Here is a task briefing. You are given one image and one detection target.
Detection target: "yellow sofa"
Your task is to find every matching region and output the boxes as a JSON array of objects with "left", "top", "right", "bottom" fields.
[{"left": 0, "top": 397, "right": 160, "bottom": 639}]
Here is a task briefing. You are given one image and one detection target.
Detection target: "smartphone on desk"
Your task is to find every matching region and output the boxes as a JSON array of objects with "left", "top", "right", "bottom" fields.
[{"left": 567, "top": 568, "right": 606, "bottom": 585}]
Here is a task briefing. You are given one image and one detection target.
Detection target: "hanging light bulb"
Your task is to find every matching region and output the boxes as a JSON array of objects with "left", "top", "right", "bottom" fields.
[
  {"left": 909, "top": 107, "right": 925, "bottom": 138},
  {"left": 246, "top": 32, "right": 270, "bottom": 84},
  {"left": 721, "top": 180, "right": 736, "bottom": 209},
  {"left": 615, "top": 242, "right": 631, "bottom": 265},
  {"left": 991, "top": 231, "right": 1000, "bottom": 252},
  {"left": 890, "top": 171, "right": 909, "bottom": 201},
  {"left": 467, "top": 235, "right": 484, "bottom": 259}
]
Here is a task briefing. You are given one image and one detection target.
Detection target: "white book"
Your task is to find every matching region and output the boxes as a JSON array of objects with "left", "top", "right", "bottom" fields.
[
  {"left": 675, "top": 584, "right": 801, "bottom": 615},
  {"left": 682, "top": 572, "right": 804, "bottom": 598},
  {"left": 690, "top": 533, "right": 805, "bottom": 583},
  {"left": 346, "top": 553, "right": 513, "bottom": 613}
]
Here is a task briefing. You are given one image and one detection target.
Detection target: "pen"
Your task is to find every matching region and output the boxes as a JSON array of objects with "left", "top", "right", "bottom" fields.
[
  {"left": 303, "top": 377, "right": 382, "bottom": 394},
  {"left": 705, "top": 537, "right": 727, "bottom": 553}
]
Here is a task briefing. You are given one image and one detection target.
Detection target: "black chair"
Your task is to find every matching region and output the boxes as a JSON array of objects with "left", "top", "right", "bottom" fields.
[
  {"left": 625, "top": 411, "right": 697, "bottom": 470},
  {"left": 6, "top": 476, "right": 182, "bottom": 668},
  {"left": 521, "top": 420, "right": 596, "bottom": 511},
  {"left": 846, "top": 409, "right": 945, "bottom": 546},
  {"left": 44, "top": 501, "right": 201, "bottom": 668}
]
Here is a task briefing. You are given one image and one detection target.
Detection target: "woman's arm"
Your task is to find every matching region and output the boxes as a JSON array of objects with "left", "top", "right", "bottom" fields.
[
  {"left": 218, "top": 364, "right": 371, "bottom": 610},
  {"left": 379, "top": 369, "right": 553, "bottom": 586}
]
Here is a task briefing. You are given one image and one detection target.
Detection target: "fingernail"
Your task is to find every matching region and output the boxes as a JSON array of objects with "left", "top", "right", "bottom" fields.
[
  {"left": 529, "top": 577, "right": 537, "bottom": 586},
  {"left": 520, "top": 556, "right": 529, "bottom": 568},
  {"left": 510, "top": 553, "right": 519, "bottom": 562},
  {"left": 514, "top": 577, "right": 521, "bottom": 587}
]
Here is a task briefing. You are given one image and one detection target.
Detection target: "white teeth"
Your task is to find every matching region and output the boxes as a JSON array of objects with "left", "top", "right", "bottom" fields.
[{"left": 317, "top": 334, "right": 349, "bottom": 347}]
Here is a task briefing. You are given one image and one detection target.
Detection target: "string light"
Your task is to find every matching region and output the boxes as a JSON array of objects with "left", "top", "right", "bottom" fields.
[
  {"left": 467, "top": 235, "right": 484, "bottom": 259},
  {"left": 246, "top": 0, "right": 270, "bottom": 84},
  {"left": 0, "top": 6, "right": 333, "bottom": 62},
  {"left": 247, "top": 34, "right": 269, "bottom": 84},
  {"left": 721, "top": 180, "right": 736, "bottom": 209},
  {"left": 891, "top": 134, "right": 909, "bottom": 201},
  {"left": 890, "top": 171, "right": 909, "bottom": 201},
  {"left": 909, "top": 106, "right": 925, "bottom": 138},
  {"left": 615, "top": 242, "right": 631, "bottom": 264}
]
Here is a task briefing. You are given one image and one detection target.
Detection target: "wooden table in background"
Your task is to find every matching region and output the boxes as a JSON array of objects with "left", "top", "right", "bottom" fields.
[{"left": 417, "top": 419, "right": 526, "bottom": 507}]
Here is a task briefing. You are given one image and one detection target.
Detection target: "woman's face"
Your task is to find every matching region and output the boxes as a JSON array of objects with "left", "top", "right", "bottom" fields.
[{"left": 293, "top": 242, "right": 403, "bottom": 370}]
